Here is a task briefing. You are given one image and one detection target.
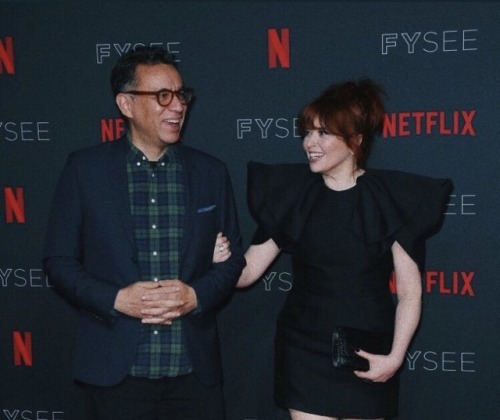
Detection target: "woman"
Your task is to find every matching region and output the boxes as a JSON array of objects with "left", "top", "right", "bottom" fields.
[{"left": 237, "top": 79, "right": 453, "bottom": 420}]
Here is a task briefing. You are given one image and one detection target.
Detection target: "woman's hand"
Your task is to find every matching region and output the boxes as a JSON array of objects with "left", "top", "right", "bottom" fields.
[
  {"left": 353, "top": 350, "right": 403, "bottom": 383},
  {"left": 213, "top": 232, "right": 231, "bottom": 263},
  {"left": 354, "top": 241, "right": 422, "bottom": 384}
]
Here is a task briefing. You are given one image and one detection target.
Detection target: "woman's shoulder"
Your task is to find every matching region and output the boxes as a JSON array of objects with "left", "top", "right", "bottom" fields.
[
  {"left": 363, "top": 167, "right": 452, "bottom": 184},
  {"left": 354, "top": 168, "right": 453, "bottom": 269},
  {"left": 246, "top": 161, "right": 322, "bottom": 242},
  {"left": 358, "top": 167, "right": 452, "bottom": 251},
  {"left": 359, "top": 168, "right": 453, "bottom": 202}
]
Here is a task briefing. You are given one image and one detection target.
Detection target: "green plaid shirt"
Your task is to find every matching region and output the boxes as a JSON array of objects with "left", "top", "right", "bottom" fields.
[{"left": 126, "top": 140, "right": 192, "bottom": 378}]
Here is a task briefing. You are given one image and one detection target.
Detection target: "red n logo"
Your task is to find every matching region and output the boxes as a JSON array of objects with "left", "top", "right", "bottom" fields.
[
  {"left": 13, "top": 331, "right": 33, "bottom": 366},
  {"left": 101, "top": 118, "right": 126, "bottom": 142},
  {"left": 0, "top": 36, "right": 15, "bottom": 75},
  {"left": 268, "top": 28, "right": 290, "bottom": 69},
  {"left": 4, "top": 187, "right": 25, "bottom": 223}
]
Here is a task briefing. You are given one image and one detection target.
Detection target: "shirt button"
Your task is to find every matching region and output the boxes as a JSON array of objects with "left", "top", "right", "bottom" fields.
[
  {"left": 153, "top": 330, "right": 159, "bottom": 335},
  {"left": 160, "top": 162, "right": 165, "bottom": 166},
  {"left": 151, "top": 198, "right": 156, "bottom": 204},
  {"left": 136, "top": 162, "right": 141, "bottom": 166},
  {"left": 153, "top": 251, "right": 158, "bottom": 256},
  {"left": 152, "top": 224, "right": 157, "bottom": 229},
  {"left": 153, "top": 277, "right": 159, "bottom": 282}
]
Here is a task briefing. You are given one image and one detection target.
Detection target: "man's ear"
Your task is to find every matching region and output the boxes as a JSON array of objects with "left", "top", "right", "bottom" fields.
[{"left": 115, "top": 93, "right": 133, "bottom": 119}]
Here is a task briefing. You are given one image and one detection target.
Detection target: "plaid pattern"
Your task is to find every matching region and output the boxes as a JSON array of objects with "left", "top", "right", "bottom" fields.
[{"left": 126, "top": 140, "right": 192, "bottom": 378}]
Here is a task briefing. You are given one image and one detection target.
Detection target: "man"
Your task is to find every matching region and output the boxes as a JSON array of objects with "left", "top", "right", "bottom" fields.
[{"left": 43, "top": 46, "right": 245, "bottom": 419}]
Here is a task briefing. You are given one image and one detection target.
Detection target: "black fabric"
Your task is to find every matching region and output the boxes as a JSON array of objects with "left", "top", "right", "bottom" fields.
[
  {"left": 247, "top": 162, "right": 453, "bottom": 417},
  {"left": 82, "top": 374, "right": 224, "bottom": 420},
  {"left": 276, "top": 182, "right": 399, "bottom": 417},
  {"left": 247, "top": 161, "right": 321, "bottom": 249},
  {"left": 274, "top": 334, "right": 399, "bottom": 419},
  {"left": 332, "top": 326, "right": 393, "bottom": 372},
  {"left": 247, "top": 161, "right": 453, "bottom": 270}
]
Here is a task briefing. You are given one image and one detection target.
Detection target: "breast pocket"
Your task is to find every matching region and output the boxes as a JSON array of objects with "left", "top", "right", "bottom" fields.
[
  {"left": 197, "top": 204, "right": 216, "bottom": 214},
  {"left": 194, "top": 203, "right": 218, "bottom": 236},
  {"left": 186, "top": 204, "right": 218, "bottom": 269}
]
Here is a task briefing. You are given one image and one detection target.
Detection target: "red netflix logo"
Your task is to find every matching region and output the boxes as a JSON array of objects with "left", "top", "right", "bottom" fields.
[
  {"left": 390, "top": 271, "right": 475, "bottom": 296},
  {"left": 268, "top": 28, "right": 290, "bottom": 69},
  {"left": 0, "top": 36, "right": 15, "bottom": 75},
  {"left": 13, "top": 331, "right": 33, "bottom": 366},
  {"left": 383, "top": 110, "right": 476, "bottom": 138},
  {"left": 101, "top": 118, "right": 126, "bottom": 142},
  {"left": 4, "top": 186, "right": 25, "bottom": 223}
]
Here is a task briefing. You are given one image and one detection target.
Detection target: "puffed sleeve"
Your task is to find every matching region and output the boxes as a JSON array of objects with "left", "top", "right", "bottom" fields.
[
  {"left": 247, "top": 161, "right": 320, "bottom": 248},
  {"left": 357, "top": 169, "right": 453, "bottom": 271}
]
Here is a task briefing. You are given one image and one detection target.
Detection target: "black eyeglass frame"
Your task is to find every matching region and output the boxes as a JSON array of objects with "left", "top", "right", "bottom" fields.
[{"left": 124, "top": 88, "right": 194, "bottom": 106}]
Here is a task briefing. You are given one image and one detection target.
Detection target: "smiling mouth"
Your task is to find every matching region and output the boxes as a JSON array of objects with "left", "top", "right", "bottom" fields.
[
  {"left": 307, "top": 152, "right": 324, "bottom": 161},
  {"left": 165, "top": 118, "right": 182, "bottom": 125},
  {"left": 162, "top": 118, "right": 184, "bottom": 131}
]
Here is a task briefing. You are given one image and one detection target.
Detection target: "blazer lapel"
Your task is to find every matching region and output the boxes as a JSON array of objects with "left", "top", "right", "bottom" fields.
[
  {"left": 178, "top": 147, "right": 198, "bottom": 259},
  {"left": 105, "top": 140, "right": 137, "bottom": 254}
]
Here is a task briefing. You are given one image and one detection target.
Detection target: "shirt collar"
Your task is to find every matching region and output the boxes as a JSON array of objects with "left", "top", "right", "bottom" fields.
[{"left": 126, "top": 133, "right": 180, "bottom": 164}]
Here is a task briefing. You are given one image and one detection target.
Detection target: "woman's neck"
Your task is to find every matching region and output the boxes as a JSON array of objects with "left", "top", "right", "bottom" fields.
[{"left": 322, "top": 168, "right": 365, "bottom": 191}]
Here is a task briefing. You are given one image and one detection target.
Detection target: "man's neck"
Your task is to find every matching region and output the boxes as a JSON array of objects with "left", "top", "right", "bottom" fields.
[{"left": 130, "top": 137, "right": 169, "bottom": 161}]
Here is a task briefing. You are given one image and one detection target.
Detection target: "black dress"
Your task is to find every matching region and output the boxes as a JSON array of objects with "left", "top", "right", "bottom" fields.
[{"left": 247, "top": 162, "right": 453, "bottom": 418}]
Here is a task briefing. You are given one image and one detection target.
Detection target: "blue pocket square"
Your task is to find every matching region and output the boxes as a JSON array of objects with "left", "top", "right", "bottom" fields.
[{"left": 197, "top": 204, "right": 216, "bottom": 213}]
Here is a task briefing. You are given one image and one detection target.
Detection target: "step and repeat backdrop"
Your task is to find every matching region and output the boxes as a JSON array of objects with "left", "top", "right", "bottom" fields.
[{"left": 1, "top": 2, "right": 499, "bottom": 419}]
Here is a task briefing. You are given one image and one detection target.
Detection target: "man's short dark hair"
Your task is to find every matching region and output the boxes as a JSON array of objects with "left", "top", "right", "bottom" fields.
[{"left": 110, "top": 46, "right": 177, "bottom": 97}]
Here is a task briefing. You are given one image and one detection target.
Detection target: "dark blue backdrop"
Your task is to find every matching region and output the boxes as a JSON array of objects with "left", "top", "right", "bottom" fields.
[{"left": 1, "top": 2, "right": 498, "bottom": 419}]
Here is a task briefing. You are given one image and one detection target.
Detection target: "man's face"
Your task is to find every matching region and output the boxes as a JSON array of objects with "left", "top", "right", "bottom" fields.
[{"left": 120, "top": 63, "right": 188, "bottom": 156}]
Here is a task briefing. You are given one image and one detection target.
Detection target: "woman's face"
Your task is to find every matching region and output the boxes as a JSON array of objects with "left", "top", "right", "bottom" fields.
[{"left": 302, "top": 118, "right": 356, "bottom": 177}]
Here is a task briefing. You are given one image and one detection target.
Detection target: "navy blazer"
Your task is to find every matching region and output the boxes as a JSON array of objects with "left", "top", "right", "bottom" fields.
[{"left": 43, "top": 137, "right": 246, "bottom": 387}]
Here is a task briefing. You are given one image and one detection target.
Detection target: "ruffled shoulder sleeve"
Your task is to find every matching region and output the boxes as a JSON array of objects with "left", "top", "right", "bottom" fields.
[
  {"left": 247, "top": 161, "right": 321, "bottom": 247},
  {"left": 357, "top": 169, "right": 453, "bottom": 270}
]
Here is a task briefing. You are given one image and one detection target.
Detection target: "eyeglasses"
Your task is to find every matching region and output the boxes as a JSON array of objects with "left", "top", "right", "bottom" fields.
[{"left": 124, "top": 88, "right": 194, "bottom": 106}]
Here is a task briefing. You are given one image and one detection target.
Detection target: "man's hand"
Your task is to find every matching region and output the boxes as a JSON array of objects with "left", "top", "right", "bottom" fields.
[
  {"left": 114, "top": 281, "right": 164, "bottom": 319},
  {"left": 140, "top": 279, "right": 198, "bottom": 325}
]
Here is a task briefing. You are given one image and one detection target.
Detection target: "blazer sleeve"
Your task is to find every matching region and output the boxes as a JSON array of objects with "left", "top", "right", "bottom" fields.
[
  {"left": 187, "top": 162, "right": 246, "bottom": 314},
  {"left": 42, "top": 152, "right": 120, "bottom": 323}
]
